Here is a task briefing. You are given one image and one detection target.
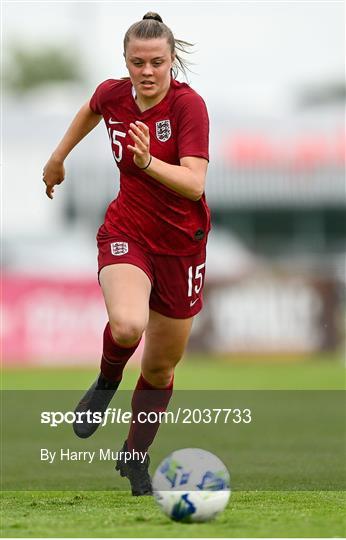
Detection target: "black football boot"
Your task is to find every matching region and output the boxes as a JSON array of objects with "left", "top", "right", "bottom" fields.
[
  {"left": 115, "top": 440, "right": 153, "bottom": 496},
  {"left": 73, "top": 372, "right": 120, "bottom": 438}
]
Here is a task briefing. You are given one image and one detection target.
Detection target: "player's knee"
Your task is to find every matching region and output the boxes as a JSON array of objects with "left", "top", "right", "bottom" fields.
[
  {"left": 109, "top": 319, "right": 144, "bottom": 346},
  {"left": 143, "top": 365, "right": 174, "bottom": 388}
]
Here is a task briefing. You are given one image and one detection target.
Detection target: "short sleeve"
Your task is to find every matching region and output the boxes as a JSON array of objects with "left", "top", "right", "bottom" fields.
[
  {"left": 176, "top": 93, "right": 209, "bottom": 161},
  {"left": 89, "top": 80, "right": 113, "bottom": 115}
]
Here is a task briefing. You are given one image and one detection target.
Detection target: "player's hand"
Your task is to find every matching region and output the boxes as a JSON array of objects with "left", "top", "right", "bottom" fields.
[
  {"left": 127, "top": 121, "right": 151, "bottom": 169},
  {"left": 42, "top": 156, "right": 65, "bottom": 199}
]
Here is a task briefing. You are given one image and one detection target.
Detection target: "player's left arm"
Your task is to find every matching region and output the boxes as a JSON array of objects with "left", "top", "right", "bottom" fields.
[
  {"left": 127, "top": 121, "right": 208, "bottom": 201},
  {"left": 146, "top": 154, "right": 208, "bottom": 201}
]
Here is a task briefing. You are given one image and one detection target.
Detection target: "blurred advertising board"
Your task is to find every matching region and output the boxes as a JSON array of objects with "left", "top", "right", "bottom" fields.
[
  {"left": 1, "top": 274, "right": 143, "bottom": 365},
  {"left": 2, "top": 271, "right": 343, "bottom": 365},
  {"left": 190, "top": 272, "right": 342, "bottom": 354}
]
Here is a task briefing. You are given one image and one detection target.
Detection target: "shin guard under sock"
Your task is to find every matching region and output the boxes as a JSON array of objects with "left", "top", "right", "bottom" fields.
[{"left": 127, "top": 373, "right": 174, "bottom": 453}]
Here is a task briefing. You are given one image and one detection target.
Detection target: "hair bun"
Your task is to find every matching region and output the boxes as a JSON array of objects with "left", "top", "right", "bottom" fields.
[{"left": 143, "top": 12, "right": 163, "bottom": 23}]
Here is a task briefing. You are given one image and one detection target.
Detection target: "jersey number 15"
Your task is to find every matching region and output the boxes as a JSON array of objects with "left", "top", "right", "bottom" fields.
[{"left": 108, "top": 128, "right": 126, "bottom": 163}]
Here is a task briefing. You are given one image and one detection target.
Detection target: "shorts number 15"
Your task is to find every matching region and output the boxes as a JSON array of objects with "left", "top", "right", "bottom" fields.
[{"left": 187, "top": 263, "right": 206, "bottom": 297}]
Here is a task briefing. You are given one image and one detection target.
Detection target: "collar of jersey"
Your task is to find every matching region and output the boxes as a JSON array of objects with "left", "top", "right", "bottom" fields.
[{"left": 130, "top": 78, "right": 174, "bottom": 116}]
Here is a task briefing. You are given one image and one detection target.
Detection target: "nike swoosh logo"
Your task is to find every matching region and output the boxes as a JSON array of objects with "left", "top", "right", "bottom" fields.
[
  {"left": 190, "top": 298, "right": 200, "bottom": 307},
  {"left": 109, "top": 119, "right": 123, "bottom": 124}
]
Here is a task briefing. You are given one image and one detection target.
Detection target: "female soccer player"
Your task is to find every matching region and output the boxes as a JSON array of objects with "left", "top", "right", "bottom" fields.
[{"left": 43, "top": 12, "right": 210, "bottom": 496}]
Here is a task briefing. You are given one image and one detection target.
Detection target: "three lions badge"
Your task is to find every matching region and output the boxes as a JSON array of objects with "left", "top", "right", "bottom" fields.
[
  {"left": 110, "top": 242, "right": 128, "bottom": 256},
  {"left": 156, "top": 120, "right": 171, "bottom": 142}
]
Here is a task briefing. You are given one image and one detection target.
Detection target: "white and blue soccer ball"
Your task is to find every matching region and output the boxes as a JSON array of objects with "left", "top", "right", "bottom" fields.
[{"left": 152, "top": 448, "right": 231, "bottom": 522}]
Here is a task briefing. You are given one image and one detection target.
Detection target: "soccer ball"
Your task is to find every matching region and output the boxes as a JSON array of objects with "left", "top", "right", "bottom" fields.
[{"left": 152, "top": 448, "right": 231, "bottom": 522}]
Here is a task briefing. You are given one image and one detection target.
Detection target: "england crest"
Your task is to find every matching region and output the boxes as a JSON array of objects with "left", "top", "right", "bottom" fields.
[
  {"left": 110, "top": 242, "right": 128, "bottom": 256},
  {"left": 156, "top": 119, "right": 171, "bottom": 142}
]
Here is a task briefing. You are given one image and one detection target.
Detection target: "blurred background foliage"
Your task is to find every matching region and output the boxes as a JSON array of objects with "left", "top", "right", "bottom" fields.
[
  {"left": 298, "top": 81, "right": 346, "bottom": 107},
  {"left": 4, "top": 42, "right": 84, "bottom": 93}
]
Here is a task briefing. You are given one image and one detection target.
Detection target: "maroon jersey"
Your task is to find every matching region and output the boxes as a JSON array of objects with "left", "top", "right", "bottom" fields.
[{"left": 89, "top": 78, "right": 210, "bottom": 256}]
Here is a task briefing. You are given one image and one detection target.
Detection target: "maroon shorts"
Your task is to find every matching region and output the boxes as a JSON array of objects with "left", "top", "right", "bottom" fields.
[{"left": 97, "top": 225, "right": 207, "bottom": 319}]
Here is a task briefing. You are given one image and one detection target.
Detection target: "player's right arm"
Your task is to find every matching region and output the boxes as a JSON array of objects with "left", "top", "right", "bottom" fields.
[{"left": 43, "top": 101, "right": 102, "bottom": 199}]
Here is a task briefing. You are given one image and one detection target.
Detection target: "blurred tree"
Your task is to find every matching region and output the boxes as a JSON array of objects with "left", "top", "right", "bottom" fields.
[
  {"left": 4, "top": 43, "right": 84, "bottom": 93},
  {"left": 298, "top": 81, "right": 346, "bottom": 107}
]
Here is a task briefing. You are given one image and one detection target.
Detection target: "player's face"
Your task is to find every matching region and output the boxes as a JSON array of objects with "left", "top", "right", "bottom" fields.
[{"left": 125, "top": 38, "right": 174, "bottom": 105}]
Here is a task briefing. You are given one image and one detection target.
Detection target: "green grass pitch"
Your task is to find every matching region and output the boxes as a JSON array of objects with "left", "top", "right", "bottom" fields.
[{"left": 1, "top": 353, "right": 346, "bottom": 538}]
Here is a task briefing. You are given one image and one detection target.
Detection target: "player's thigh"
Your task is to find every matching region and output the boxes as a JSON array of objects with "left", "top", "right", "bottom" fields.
[
  {"left": 99, "top": 264, "right": 152, "bottom": 341},
  {"left": 141, "top": 309, "right": 193, "bottom": 377}
]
